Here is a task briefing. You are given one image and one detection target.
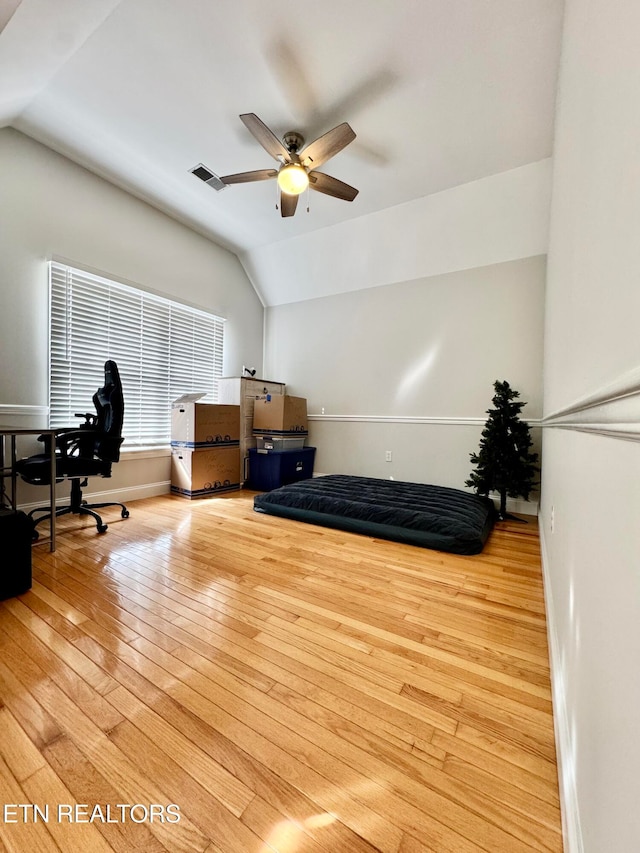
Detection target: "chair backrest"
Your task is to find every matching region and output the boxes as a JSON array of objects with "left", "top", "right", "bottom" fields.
[{"left": 92, "top": 360, "right": 125, "bottom": 463}]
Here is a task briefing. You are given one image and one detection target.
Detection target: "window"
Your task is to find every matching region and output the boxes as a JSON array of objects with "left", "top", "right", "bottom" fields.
[{"left": 49, "top": 261, "right": 225, "bottom": 449}]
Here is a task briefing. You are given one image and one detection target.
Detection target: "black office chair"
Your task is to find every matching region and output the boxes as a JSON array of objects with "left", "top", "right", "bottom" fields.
[{"left": 16, "top": 359, "right": 130, "bottom": 537}]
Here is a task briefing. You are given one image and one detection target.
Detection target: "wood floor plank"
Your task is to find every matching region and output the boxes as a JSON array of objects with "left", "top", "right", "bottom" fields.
[
  {"left": 42, "top": 735, "right": 168, "bottom": 853},
  {"left": 431, "top": 729, "right": 560, "bottom": 807},
  {"left": 0, "top": 658, "right": 63, "bottom": 752},
  {"left": 2, "top": 597, "right": 118, "bottom": 696},
  {"left": 63, "top": 592, "right": 393, "bottom": 853},
  {"left": 128, "top": 635, "right": 547, "bottom": 851},
  {"left": 0, "top": 756, "right": 61, "bottom": 853},
  {"left": 107, "top": 720, "right": 268, "bottom": 853},
  {"left": 105, "top": 685, "right": 256, "bottom": 818},
  {"left": 0, "top": 613, "right": 123, "bottom": 734},
  {"left": 0, "top": 642, "right": 210, "bottom": 853},
  {"left": 239, "top": 795, "right": 334, "bottom": 853},
  {"left": 66, "top": 607, "right": 391, "bottom": 853},
  {"left": 0, "top": 492, "right": 562, "bottom": 852},
  {"left": 455, "top": 722, "right": 559, "bottom": 785},
  {"left": 0, "top": 705, "right": 47, "bottom": 783},
  {"left": 20, "top": 764, "right": 115, "bottom": 853},
  {"left": 250, "top": 583, "right": 553, "bottom": 699}
]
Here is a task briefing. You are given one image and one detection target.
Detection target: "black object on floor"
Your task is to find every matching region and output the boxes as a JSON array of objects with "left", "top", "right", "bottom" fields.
[
  {"left": 0, "top": 509, "right": 33, "bottom": 599},
  {"left": 254, "top": 474, "right": 496, "bottom": 555}
]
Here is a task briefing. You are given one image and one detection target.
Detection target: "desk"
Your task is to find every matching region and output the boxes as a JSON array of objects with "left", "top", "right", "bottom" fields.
[{"left": 0, "top": 426, "right": 57, "bottom": 552}]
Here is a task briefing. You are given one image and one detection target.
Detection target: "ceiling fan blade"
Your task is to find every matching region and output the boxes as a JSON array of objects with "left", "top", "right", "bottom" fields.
[
  {"left": 220, "top": 169, "right": 277, "bottom": 185},
  {"left": 300, "top": 123, "right": 356, "bottom": 169},
  {"left": 308, "top": 171, "right": 359, "bottom": 201},
  {"left": 280, "top": 191, "right": 299, "bottom": 217},
  {"left": 240, "top": 113, "right": 290, "bottom": 162}
]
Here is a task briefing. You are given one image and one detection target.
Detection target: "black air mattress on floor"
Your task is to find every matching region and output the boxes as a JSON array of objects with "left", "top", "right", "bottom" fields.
[{"left": 253, "top": 474, "right": 496, "bottom": 555}]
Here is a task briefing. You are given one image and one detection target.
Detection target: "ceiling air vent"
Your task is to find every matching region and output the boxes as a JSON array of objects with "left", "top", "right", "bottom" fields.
[{"left": 190, "top": 164, "right": 226, "bottom": 191}]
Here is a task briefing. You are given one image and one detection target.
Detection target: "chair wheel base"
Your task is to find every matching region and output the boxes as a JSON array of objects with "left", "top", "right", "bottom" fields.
[{"left": 27, "top": 478, "right": 129, "bottom": 540}]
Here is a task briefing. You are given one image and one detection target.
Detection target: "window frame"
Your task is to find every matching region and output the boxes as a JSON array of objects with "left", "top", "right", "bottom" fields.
[{"left": 48, "top": 261, "right": 225, "bottom": 452}]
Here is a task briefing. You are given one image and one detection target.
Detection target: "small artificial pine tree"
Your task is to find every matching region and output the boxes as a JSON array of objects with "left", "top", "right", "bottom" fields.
[{"left": 466, "top": 380, "right": 539, "bottom": 520}]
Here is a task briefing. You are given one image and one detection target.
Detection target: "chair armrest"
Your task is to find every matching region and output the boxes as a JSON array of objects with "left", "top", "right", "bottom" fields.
[
  {"left": 74, "top": 412, "right": 98, "bottom": 427},
  {"left": 36, "top": 421, "right": 96, "bottom": 445},
  {"left": 55, "top": 428, "right": 98, "bottom": 458}
]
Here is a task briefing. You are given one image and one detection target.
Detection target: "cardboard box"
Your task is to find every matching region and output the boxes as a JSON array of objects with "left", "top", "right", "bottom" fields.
[
  {"left": 171, "top": 446, "right": 241, "bottom": 499},
  {"left": 252, "top": 395, "right": 308, "bottom": 435},
  {"left": 171, "top": 395, "right": 240, "bottom": 448}
]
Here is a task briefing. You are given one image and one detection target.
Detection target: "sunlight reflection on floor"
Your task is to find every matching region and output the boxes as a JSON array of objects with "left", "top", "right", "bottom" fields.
[{"left": 261, "top": 812, "right": 336, "bottom": 851}]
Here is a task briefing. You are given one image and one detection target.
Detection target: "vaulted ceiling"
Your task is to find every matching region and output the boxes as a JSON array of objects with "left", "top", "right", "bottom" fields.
[{"left": 0, "top": 0, "right": 564, "bottom": 303}]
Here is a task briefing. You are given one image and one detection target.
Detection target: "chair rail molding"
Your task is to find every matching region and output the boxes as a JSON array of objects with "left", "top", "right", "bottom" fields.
[
  {"left": 542, "top": 365, "right": 640, "bottom": 442},
  {"left": 309, "top": 414, "right": 543, "bottom": 427},
  {"left": 0, "top": 404, "right": 49, "bottom": 419}
]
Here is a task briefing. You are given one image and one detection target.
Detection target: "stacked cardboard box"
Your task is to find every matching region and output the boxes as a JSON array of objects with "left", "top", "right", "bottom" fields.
[
  {"left": 251, "top": 395, "right": 314, "bottom": 490},
  {"left": 170, "top": 396, "right": 241, "bottom": 498},
  {"left": 252, "top": 395, "right": 308, "bottom": 436}
]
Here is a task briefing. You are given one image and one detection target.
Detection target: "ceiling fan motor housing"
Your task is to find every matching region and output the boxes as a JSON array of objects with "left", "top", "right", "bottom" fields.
[{"left": 282, "top": 131, "right": 304, "bottom": 153}]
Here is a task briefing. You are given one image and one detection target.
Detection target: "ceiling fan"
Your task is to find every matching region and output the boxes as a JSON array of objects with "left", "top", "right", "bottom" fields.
[{"left": 218, "top": 113, "right": 359, "bottom": 217}]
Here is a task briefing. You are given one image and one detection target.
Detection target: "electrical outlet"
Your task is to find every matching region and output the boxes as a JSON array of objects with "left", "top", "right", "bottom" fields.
[
  {"left": 550, "top": 505, "right": 555, "bottom": 533},
  {"left": 385, "top": 450, "right": 392, "bottom": 462},
  {"left": 321, "top": 407, "right": 325, "bottom": 415}
]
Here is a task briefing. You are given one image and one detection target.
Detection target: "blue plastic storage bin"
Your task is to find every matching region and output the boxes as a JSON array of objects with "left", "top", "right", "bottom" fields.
[{"left": 248, "top": 447, "right": 316, "bottom": 491}]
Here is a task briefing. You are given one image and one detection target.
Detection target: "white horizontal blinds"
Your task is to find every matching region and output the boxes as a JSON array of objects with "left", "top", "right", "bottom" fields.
[
  {"left": 49, "top": 262, "right": 225, "bottom": 449},
  {"left": 139, "top": 298, "right": 170, "bottom": 447},
  {"left": 168, "top": 303, "right": 223, "bottom": 403},
  {"left": 49, "top": 265, "right": 73, "bottom": 420}
]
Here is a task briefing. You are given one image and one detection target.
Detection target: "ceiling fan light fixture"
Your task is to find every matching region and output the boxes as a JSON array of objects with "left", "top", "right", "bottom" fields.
[
  {"left": 277, "top": 163, "right": 309, "bottom": 196},
  {"left": 218, "top": 114, "right": 358, "bottom": 216}
]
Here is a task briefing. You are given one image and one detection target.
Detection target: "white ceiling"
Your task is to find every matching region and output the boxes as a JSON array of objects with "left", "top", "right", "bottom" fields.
[{"left": 0, "top": 0, "right": 563, "bottom": 260}]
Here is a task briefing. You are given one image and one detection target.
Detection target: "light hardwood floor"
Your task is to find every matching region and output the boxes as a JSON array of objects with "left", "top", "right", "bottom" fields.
[{"left": 0, "top": 491, "right": 563, "bottom": 852}]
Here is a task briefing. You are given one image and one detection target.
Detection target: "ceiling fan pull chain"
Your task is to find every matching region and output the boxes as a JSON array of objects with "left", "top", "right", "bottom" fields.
[{"left": 306, "top": 184, "right": 310, "bottom": 213}]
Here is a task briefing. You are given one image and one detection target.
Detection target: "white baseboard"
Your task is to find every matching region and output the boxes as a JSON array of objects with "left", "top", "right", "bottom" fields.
[
  {"left": 18, "top": 481, "right": 170, "bottom": 513},
  {"left": 501, "top": 495, "right": 539, "bottom": 515},
  {"left": 538, "top": 516, "right": 583, "bottom": 853}
]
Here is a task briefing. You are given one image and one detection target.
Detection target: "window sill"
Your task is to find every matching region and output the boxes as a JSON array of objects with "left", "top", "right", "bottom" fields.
[{"left": 120, "top": 447, "right": 171, "bottom": 460}]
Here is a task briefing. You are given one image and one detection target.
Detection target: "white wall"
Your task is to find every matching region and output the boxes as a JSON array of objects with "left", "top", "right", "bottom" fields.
[
  {"left": 541, "top": 1, "right": 640, "bottom": 850},
  {"left": 0, "top": 128, "right": 264, "bottom": 502},
  {"left": 266, "top": 256, "right": 544, "bottom": 500},
  {"left": 243, "top": 158, "right": 552, "bottom": 306}
]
